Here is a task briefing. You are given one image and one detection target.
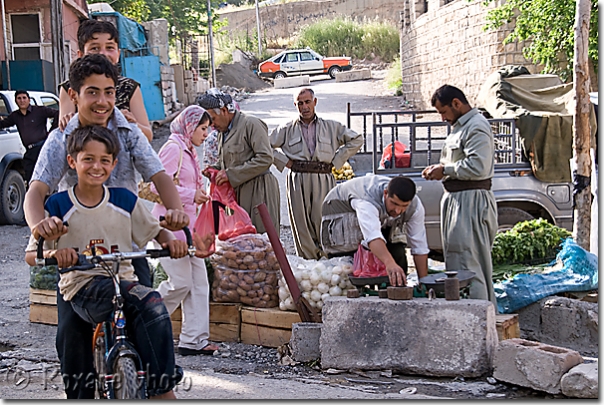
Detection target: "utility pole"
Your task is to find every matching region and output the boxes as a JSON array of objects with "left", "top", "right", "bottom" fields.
[
  {"left": 50, "top": 0, "right": 66, "bottom": 91},
  {"left": 571, "top": 0, "right": 592, "bottom": 250},
  {"left": 207, "top": 0, "right": 216, "bottom": 88},
  {"left": 255, "top": 0, "right": 262, "bottom": 57},
  {"left": 1, "top": 0, "right": 10, "bottom": 89}
]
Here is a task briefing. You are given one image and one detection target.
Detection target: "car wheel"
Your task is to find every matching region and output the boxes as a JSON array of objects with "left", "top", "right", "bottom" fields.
[
  {"left": 497, "top": 207, "right": 534, "bottom": 233},
  {"left": 273, "top": 71, "right": 286, "bottom": 80},
  {"left": 328, "top": 66, "right": 342, "bottom": 79},
  {"left": 0, "top": 170, "right": 25, "bottom": 225}
]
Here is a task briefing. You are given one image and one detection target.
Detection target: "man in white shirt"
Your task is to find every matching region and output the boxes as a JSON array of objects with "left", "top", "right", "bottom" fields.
[{"left": 320, "top": 175, "right": 429, "bottom": 286}]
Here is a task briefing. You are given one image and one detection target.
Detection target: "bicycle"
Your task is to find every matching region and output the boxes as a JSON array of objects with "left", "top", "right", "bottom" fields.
[{"left": 36, "top": 223, "right": 196, "bottom": 399}]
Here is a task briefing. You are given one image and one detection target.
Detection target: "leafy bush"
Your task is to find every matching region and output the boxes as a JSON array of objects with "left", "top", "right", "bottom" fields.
[
  {"left": 385, "top": 56, "right": 402, "bottom": 94},
  {"left": 295, "top": 17, "right": 399, "bottom": 62},
  {"left": 491, "top": 218, "right": 572, "bottom": 266}
]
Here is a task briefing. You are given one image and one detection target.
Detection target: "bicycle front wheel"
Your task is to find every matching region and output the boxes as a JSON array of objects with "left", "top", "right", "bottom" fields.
[{"left": 113, "top": 356, "right": 143, "bottom": 399}]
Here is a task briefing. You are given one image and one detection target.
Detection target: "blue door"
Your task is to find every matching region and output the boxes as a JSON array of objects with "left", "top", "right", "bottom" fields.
[{"left": 122, "top": 55, "right": 165, "bottom": 121}]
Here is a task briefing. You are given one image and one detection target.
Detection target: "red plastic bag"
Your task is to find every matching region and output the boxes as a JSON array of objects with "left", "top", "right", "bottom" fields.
[
  {"left": 193, "top": 201, "right": 216, "bottom": 255},
  {"left": 352, "top": 245, "right": 388, "bottom": 278},
  {"left": 205, "top": 168, "right": 256, "bottom": 241},
  {"left": 380, "top": 141, "right": 411, "bottom": 169}
]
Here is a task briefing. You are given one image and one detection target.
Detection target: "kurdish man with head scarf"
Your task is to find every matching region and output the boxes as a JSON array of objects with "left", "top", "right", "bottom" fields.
[{"left": 197, "top": 89, "right": 281, "bottom": 235}]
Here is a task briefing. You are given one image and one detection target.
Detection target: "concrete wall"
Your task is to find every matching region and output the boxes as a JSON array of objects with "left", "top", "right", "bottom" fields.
[
  {"left": 399, "top": 0, "right": 540, "bottom": 109},
  {"left": 218, "top": 0, "right": 401, "bottom": 44}
]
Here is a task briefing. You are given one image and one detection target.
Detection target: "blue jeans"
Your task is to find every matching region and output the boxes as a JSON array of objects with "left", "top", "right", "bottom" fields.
[{"left": 55, "top": 258, "right": 169, "bottom": 399}]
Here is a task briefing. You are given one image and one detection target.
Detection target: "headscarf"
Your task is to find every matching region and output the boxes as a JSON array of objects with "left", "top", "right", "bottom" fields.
[
  {"left": 196, "top": 88, "right": 237, "bottom": 113},
  {"left": 169, "top": 105, "right": 207, "bottom": 191}
]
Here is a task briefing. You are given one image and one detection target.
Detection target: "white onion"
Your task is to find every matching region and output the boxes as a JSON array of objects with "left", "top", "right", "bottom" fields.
[
  {"left": 313, "top": 263, "right": 327, "bottom": 273},
  {"left": 316, "top": 300, "right": 324, "bottom": 309},
  {"left": 278, "top": 286, "right": 289, "bottom": 301},
  {"left": 329, "top": 285, "right": 342, "bottom": 296},
  {"left": 294, "top": 272, "right": 302, "bottom": 283},
  {"left": 300, "top": 280, "right": 312, "bottom": 292},
  {"left": 321, "top": 293, "right": 331, "bottom": 302},
  {"left": 310, "top": 289, "right": 322, "bottom": 302},
  {"left": 309, "top": 271, "right": 322, "bottom": 286},
  {"left": 342, "top": 264, "right": 353, "bottom": 274},
  {"left": 317, "top": 282, "right": 330, "bottom": 294},
  {"left": 330, "top": 274, "right": 341, "bottom": 286},
  {"left": 331, "top": 265, "right": 342, "bottom": 275},
  {"left": 301, "top": 291, "right": 311, "bottom": 301},
  {"left": 308, "top": 299, "right": 317, "bottom": 308},
  {"left": 301, "top": 270, "right": 310, "bottom": 280},
  {"left": 279, "top": 301, "right": 287, "bottom": 311},
  {"left": 321, "top": 270, "right": 332, "bottom": 282},
  {"left": 338, "top": 280, "right": 348, "bottom": 289}
]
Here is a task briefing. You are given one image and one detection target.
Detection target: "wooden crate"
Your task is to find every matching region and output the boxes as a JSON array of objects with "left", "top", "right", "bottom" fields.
[
  {"left": 29, "top": 288, "right": 58, "bottom": 325},
  {"left": 240, "top": 307, "right": 302, "bottom": 348},
  {"left": 171, "top": 302, "right": 242, "bottom": 343},
  {"left": 496, "top": 314, "right": 520, "bottom": 340}
]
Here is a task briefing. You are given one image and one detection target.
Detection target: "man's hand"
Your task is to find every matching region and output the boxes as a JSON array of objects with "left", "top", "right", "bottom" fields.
[
  {"left": 286, "top": 160, "right": 293, "bottom": 169},
  {"left": 163, "top": 239, "right": 188, "bottom": 259},
  {"left": 421, "top": 164, "right": 445, "bottom": 181},
  {"left": 51, "top": 248, "right": 79, "bottom": 269},
  {"left": 59, "top": 112, "right": 75, "bottom": 131},
  {"left": 160, "top": 209, "right": 190, "bottom": 231},
  {"left": 386, "top": 262, "right": 407, "bottom": 287},
  {"left": 32, "top": 217, "right": 68, "bottom": 241},
  {"left": 194, "top": 189, "right": 209, "bottom": 205},
  {"left": 193, "top": 233, "right": 215, "bottom": 258},
  {"left": 215, "top": 170, "right": 230, "bottom": 186}
]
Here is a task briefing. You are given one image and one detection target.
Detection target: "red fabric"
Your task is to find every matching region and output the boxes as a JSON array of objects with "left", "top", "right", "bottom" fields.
[
  {"left": 352, "top": 245, "right": 388, "bottom": 278},
  {"left": 380, "top": 141, "right": 411, "bottom": 168}
]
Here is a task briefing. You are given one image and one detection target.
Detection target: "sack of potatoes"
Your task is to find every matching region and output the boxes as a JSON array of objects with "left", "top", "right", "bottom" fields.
[{"left": 209, "top": 233, "right": 280, "bottom": 308}]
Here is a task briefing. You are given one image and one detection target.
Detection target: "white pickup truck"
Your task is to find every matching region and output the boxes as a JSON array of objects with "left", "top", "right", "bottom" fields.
[
  {"left": 0, "top": 90, "right": 59, "bottom": 225},
  {"left": 345, "top": 106, "right": 574, "bottom": 260}
]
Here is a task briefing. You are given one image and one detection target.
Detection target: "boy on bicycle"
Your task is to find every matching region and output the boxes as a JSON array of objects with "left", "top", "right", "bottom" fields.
[
  {"left": 25, "top": 125, "right": 186, "bottom": 399},
  {"left": 24, "top": 54, "right": 189, "bottom": 399}
]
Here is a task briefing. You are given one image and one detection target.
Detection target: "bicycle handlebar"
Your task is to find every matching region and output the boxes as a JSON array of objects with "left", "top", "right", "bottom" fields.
[{"left": 35, "top": 216, "right": 195, "bottom": 268}]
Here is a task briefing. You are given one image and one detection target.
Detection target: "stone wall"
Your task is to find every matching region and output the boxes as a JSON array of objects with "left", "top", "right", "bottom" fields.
[
  {"left": 218, "top": 0, "right": 401, "bottom": 44},
  {"left": 399, "top": 0, "right": 539, "bottom": 109}
]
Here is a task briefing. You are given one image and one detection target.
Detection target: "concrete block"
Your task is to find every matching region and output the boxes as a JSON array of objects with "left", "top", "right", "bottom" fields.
[
  {"left": 492, "top": 338, "right": 583, "bottom": 394},
  {"left": 560, "top": 362, "right": 598, "bottom": 398},
  {"left": 320, "top": 296, "right": 498, "bottom": 377},
  {"left": 290, "top": 322, "right": 322, "bottom": 362},
  {"left": 273, "top": 75, "right": 310, "bottom": 89},
  {"left": 335, "top": 68, "right": 372, "bottom": 83}
]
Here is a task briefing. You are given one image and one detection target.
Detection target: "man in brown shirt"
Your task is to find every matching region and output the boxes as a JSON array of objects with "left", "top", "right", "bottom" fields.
[{"left": 0, "top": 90, "right": 58, "bottom": 184}]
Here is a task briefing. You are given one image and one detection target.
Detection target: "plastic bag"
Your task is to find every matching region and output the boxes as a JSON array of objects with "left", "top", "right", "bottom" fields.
[
  {"left": 494, "top": 238, "right": 599, "bottom": 314},
  {"left": 277, "top": 255, "right": 355, "bottom": 312},
  {"left": 205, "top": 167, "right": 256, "bottom": 240},
  {"left": 193, "top": 201, "right": 216, "bottom": 255},
  {"left": 29, "top": 265, "right": 58, "bottom": 290},
  {"left": 380, "top": 141, "right": 411, "bottom": 169},
  {"left": 352, "top": 245, "right": 388, "bottom": 278},
  {"left": 209, "top": 233, "right": 279, "bottom": 307}
]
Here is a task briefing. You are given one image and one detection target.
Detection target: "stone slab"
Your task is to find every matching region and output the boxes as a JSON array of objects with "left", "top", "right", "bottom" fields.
[
  {"left": 560, "top": 361, "right": 598, "bottom": 398},
  {"left": 290, "top": 322, "right": 323, "bottom": 362},
  {"left": 320, "top": 296, "right": 498, "bottom": 377},
  {"left": 273, "top": 75, "right": 310, "bottom": 89},
  {"left": 335, "top": 68, "right": 371, "bottom": 82},
  {"left": 492, "top": 338, "right": 583, "bottom": 394}
]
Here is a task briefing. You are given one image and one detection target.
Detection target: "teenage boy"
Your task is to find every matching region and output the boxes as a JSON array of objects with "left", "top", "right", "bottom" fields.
[
  {"left": 58, "top": 19, "right": 152, "bottom": 141},
  {"left": 0, "top": 90, "right": 59, "bottom": 185},
  {"left": 24, "top": 54, "right": 188, "bottom": 399},
  {"left": 25, "top": 125, "right": 185, "bottom": 399}
]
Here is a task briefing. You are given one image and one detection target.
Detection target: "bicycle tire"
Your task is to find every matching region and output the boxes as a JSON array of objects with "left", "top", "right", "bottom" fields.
[{"left": 113, "top": 356, "right": 142, "bottom": 399}]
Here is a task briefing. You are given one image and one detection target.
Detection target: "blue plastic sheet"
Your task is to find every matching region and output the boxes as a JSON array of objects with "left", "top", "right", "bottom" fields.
[
  {"left": 91, "top": 12, "right": 148, "bottom": 52},
  {"left": 494, "top": 238, "right": 598, "bottom": 314}
]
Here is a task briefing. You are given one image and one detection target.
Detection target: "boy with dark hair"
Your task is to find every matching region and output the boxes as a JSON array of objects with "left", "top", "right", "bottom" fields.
[
  {"left": 320, "top": 175, "right": 429, "bottom": 286},
  {"left": 0, "top": 89, "right": 58, "bottom": 185},
  {"left": 58, "top": 18, "right": 152, "bottom": 140},
  {"left": 24, "top": 53, "right": 189, "bottom": 399},
  {"left": 25, "top": 125, "right": 186, "bottom": 399}
]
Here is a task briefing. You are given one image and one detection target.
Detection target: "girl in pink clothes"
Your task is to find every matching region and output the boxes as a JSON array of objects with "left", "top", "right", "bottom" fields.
[{"left": 152, "top": 105, "right": 219, "bottom": 356}]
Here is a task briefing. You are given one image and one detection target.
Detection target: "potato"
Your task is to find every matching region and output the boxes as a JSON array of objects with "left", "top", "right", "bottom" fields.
[
  {"left": 253, "top": 251, "right": 265, "bottom": 261},
  {"left": 247, "top": 290, "right": 257, "bottom": 298},
  {"left": 242, "top": 255, "right": 254, "bottom": 264},
  {"left": 254, "top": 272, "right": 266, "bottom": 282},
  {"left": 240, "top": 296, "right": 253, "bottom": 305},
  {"left": 238, "top": 264, "right": 249, "bottom": 270},
  {"left": 252, "top": 297, "right": 261, "bottom": 304},
  {"left": 265, "top": 272, "right": 276, "bottom": 285},
  {"left": 257, "top": 260, "right": 268, "bottom": 270},
  {"left": 247, "top": 262, "right": 258, "bottom": 270},
  {"left": 243, "top": 275, "right": 254, "bottom": 284},
  {"left": 219, "top": 279, "right": 230, "bottom": 289},
  {"left": 223, "top": 251, "right": 237, "bottom": 260},
  {"left": 263, "top": 285, "right": 274, "bottom": 295},
  {"left": 227, "top": 282, "right": 238, "bottom": 290},
  {"left": 226, "top": 259, "right": 238, "bottom": 268},
  {"left": 225, "top": 289, "right": 239, "bottom": 302},
  {"left": 228, "top": 274, "right": 239, "bottom": 284},
  {"left": 238, "top": 280, "right": 251, "bottom": 291},
  {"left": 236, "top": 287, "right": 248, "bottom": 297},
  {"left": 262, "top": 294, "right": 270, "bottom": 301}
]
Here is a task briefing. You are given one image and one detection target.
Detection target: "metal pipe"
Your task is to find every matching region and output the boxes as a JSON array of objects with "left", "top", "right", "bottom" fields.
[
  {"left": 207, "top": 0, "right": 216, "bottom": 87},
  {"left": 255, "top": 0, "right": 262, "bottom": 57},
  {"left": 1, "top": 0, "right": 10, "bottom": 89}
]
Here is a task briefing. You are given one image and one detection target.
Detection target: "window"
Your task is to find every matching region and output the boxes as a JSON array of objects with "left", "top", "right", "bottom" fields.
[
  {"left": 10, "top": 14, "right": 41, "bottom": 61},
  {"left": 274, "top": 55, "right": 284, "bottom": 64},
  {"left": 41, "top": 97, "right": 59, "bottom": 110},
  {"left": 286, "top": 53, "right": 299, "bottom": 63},
  {"left": 0, "top": 97, "right": 8, "bottom": 116},
  {"left": 300, "top": 52, "right": 314, "bottom": 61}
]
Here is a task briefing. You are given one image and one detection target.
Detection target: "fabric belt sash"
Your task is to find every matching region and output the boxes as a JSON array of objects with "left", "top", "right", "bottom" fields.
[
  {"left": 443, "top": 178, "right": 492, "bottom": 192},
  {"left": 27, "top": 140, "right": 45, "bottom": 150},
  {"left": 290, "top": 160, "right": 333, "bottom": 174}
]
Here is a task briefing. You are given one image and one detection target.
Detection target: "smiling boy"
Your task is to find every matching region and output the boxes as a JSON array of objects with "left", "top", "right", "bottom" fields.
[
  {"left": 24, "top": 54, "right": 188, "bottom": 399},
  {"left": 25, "top": 125, "right": 186, "bottom": 399}
]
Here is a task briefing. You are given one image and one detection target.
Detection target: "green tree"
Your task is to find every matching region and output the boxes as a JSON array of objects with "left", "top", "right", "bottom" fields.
[{"left": 479, "top": 0, "right": 598, "bottom": 83}]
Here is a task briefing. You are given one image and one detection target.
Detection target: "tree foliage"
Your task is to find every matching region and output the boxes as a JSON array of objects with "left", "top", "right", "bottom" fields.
[{"left": 480, "top": 0, "right": 598, "bottom": 82}]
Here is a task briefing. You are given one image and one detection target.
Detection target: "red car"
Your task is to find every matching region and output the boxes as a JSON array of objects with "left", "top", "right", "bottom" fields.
[{"left": 258, "top": 48, "right": 352, "bottom": 79}]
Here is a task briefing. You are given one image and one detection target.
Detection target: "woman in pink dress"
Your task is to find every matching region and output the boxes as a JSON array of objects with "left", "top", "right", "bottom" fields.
[{"left": 152, "top": 105, "right": 219, "bottom": 355}]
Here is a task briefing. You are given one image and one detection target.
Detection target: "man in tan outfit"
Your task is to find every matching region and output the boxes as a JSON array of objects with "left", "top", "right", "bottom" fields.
[
  {"left": 270, "top": 88, "right": 363, "bottom": 259},
  {"left": 198, "top": 89, "right": 280, "bottom": 235}
]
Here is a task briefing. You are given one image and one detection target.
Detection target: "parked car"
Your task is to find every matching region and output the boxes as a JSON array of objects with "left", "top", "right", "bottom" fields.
[
  {"left": 0, "top": 90, "right": 59, "bottom": 225},
  {"left": 257, "top": 48, "right": 352, "bottom": 80}
]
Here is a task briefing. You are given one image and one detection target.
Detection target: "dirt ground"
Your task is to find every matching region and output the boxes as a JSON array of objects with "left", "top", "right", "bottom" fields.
[{"left": 0, "top": 71, "right": 557, "bottom": 399}]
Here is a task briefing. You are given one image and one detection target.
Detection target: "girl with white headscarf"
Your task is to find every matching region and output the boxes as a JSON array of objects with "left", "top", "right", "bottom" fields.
[{"left": 152, "top": 105, "right": 219, "bottom": 356}]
